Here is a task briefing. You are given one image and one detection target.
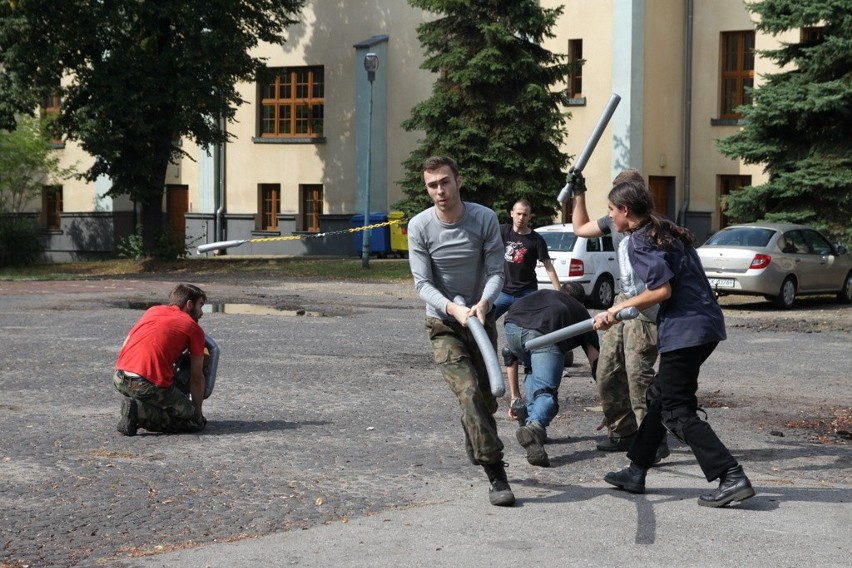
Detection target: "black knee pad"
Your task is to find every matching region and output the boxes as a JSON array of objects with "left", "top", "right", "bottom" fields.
[{"left": 532, "top": 387, "right": 559, "bottom": 414}]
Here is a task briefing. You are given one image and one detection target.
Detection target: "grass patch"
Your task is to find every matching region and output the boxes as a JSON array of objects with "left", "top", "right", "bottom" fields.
[{"left": 0, "top": 257, "right": 414, "bottom": 282}]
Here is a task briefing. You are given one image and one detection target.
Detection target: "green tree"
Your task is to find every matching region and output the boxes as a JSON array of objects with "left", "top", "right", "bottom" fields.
[
  {"left": 0, "top": 114, "right": 73, "bottom": 215},
  {"left": 717, "top": 0, "right": 852, "bottom": 244},
  {"left": 397, "top": 0, "right": 574, "bottom": 224},
  {"left": 0, "top": 0, "right": 305, "bottom": 254},
  {"left": 0, "top": 114, "right": 74, "bottom": 265}
]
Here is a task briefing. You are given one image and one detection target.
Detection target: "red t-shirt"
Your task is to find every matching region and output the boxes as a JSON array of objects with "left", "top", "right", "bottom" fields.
[{"left": 115, "top": 305, "right": 206, "bottom": 388}]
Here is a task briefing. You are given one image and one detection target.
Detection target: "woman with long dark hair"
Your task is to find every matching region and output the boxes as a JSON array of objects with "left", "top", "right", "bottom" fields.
[{"left": 594, "top": 175, "right": 755, "bottom": 507}]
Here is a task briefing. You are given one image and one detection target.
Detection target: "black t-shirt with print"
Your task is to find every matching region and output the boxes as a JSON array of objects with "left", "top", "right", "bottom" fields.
[{"left": 500, "top": 224, "right": 551, "bottom": 294}]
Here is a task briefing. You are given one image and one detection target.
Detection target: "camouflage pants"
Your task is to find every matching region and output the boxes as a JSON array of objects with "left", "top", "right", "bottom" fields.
[
  {"left": 113, "top": 370, "right": 205, "bottom": 434},
  {"left": 425, "top": 315, "right": 504, "bottom": 464},
  {"left": 596, "top": 296, "right": 658, "bottom": 437}
]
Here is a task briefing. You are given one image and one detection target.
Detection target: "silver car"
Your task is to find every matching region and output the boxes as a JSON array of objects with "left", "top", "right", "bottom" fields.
[
  {"left": 697, "top": 223, "right": 852, "bottom": 309},
  {"left": 534, "top": 223, "right": 620, "bottom": 309}
]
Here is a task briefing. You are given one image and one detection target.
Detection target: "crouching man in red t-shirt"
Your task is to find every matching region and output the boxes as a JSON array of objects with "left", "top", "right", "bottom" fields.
[{"left": 113, "top": 284, "right": 208, "bottom": 436}]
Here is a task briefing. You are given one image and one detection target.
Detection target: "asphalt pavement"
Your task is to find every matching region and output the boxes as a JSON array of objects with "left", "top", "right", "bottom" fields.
[{"left": 0, "top": 276, "right": 849, "bottom": 568}]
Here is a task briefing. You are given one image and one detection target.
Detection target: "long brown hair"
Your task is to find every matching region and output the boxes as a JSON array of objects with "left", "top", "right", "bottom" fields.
[{"left": 608, "top": 173, "right": 695, "bottom": 249}]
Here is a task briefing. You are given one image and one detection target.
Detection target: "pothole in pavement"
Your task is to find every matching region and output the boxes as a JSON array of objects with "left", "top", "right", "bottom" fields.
[{"left": 118, "top": 300, "right": 324, "bottom": 317}]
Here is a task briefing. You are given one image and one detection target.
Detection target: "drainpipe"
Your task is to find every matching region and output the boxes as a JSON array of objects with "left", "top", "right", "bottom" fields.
[
  {"left": 678, "top": 0, "right": 694, "bottom": 226},
  {"left": 215, "top": 115, "right": 226, "bottom": 244}
]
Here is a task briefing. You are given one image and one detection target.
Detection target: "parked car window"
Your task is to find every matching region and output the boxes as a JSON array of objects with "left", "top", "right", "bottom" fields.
[
  {"left": 602, "top": 235, "right": 615, "bottom": 252},
  {"left": 782, "top": 230, "right": 810, "bottom": 254},
  {"left": 800, "top": 229, "right": 833, "bottom": 255},
  {"left": 705, "top": 227, "right": 774, "bottom": 247},
  {"left": 586, "top": 237, "right": 601, "bottom": 252},
  {"left": 742, "top": 230, "right": 771, "bottom": 247},
  {"left": 541, "top": 231, "right": 577, "bottom": 252}
]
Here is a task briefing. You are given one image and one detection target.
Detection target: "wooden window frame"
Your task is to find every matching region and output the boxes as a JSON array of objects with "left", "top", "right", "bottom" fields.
[
  {"left": 720, "top": 31, "right": 755, "bottom": 119},
  {"left": 568, "top": 39, "right": 583, "bottom": 98},
  {"left": 300, "top": 184, "right": 323, "bottom": 233},
  {"left": 42, "top": 185, "right": 63, "bottom": 230},
  {"left": 800, "top": 26, "right": 825, "bottom": 43},
  {"left": 719, "top": 174, "right": 750, "bottom": 228},
  {"left": 259, "top": 184, "right": 280, "bottom": 231},
  {"left": 260, "top": 67, "right": 325, "bottom": 138},
  {"left": 40, "top": 93, "right": 62, "bottom": 143}
]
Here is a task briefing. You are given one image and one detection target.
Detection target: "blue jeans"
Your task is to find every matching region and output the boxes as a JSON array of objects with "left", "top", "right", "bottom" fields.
[
  {"left": 504, "top": 323, "right": 565, "bottom": 430},
  {"left": 493, "top": 287, "right": 537, "bottom": 320}
]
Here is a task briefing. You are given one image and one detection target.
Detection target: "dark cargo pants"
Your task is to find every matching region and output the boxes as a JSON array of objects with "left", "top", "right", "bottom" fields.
[
  {"left": 113, "top": 370, "right": 205, "bottom": 434},
  {"left": 425, "top": 315, "right": 504, "bottom": 464},
  {"left": 596, "top": 294, "right": 658, "bottom": 437}
]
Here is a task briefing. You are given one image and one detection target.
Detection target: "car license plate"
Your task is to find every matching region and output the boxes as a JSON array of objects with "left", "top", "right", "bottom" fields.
[{"left": 708, "top": 278, "right": 735, "bottom": 288}]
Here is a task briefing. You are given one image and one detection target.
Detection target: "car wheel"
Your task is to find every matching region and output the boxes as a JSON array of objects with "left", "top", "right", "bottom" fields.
[
  {"left": 771, "top": 276, "right": 796, "bottom": 310},
  {"left": 591, "top": 275, "right": 615, "bottom": 309},
  {"left": 838, "top": 271, "right": 852, "bottom": 304}
]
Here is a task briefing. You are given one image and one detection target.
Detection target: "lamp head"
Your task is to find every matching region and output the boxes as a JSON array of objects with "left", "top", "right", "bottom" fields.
[{"left": 364, "top": 53, "right": 379, "bottom": 82}]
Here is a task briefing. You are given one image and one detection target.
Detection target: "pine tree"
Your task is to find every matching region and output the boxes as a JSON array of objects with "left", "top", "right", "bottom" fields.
[
  {"left": 397, "top": 0, "right": 574, "bottom": 225},
  {"left": 717, "top": 0, "right": 852, "bottom": 243}
]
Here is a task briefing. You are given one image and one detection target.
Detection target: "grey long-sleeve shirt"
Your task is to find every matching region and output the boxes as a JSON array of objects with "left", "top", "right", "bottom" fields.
[{"left": 407, "top": 202, "right": 505, "bottom": 320}]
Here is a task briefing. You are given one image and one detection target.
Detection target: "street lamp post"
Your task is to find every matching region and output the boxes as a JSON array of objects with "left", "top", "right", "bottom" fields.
[{"left": 361, "top": 52, "right": 378, "bottom": 268}]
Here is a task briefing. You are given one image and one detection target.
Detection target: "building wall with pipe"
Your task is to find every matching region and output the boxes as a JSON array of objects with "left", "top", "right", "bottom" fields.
[{"left": 30, "top": 0, "right": 794, "bottom": 259}]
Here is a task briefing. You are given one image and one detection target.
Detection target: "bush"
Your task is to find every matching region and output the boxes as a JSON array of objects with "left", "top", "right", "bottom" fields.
[
  {"left": 0, "top": 222, "right": 44, "bottom": 267},
  {"left": 117, "top": 228, "right": 187, "bottom": 261}
]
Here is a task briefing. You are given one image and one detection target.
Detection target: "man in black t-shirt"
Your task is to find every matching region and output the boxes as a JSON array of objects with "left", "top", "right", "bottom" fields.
[
  {"left": 494, "top": 199, "right": 560, "bottom": 318},
  {"left": 494, "top": 199, "right": 561, "bottom": 415},
  {"left": 503, "top": 283, "right": 600, "bottom": 467}
]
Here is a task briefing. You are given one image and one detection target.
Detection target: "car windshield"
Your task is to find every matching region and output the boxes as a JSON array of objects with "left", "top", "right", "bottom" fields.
[
  {"left": 541, "top": 231, "right": 577, "bottom": 252},
  {"left": 705, "top": 227, "right": 774, "bottom": 248}
]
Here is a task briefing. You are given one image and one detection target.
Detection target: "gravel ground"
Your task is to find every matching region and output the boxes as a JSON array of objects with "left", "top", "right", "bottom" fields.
[{"left": 0, "top": 275, "right": 849, "bottom": 567}]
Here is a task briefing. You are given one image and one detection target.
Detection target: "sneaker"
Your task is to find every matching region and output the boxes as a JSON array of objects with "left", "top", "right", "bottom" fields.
[
  {"left": 482, "top": 462, "right": 516, "bottom": 507},
  {"left": 596, "top": 432, "right": 636, "bottom": 452},
  {"left": 516, "top": 421, "right": 550, "bottom": 467},
  {"left": 117, "top": 398, "right": 138, "bottom": 437}
]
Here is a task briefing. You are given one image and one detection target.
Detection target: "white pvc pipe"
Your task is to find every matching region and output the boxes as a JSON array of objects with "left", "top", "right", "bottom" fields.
[
  {"left": 197, "top": 239, "right": 247, "bottom": 254},
  {"left": 453, "top": 296, "right": 505, "bottom": 397},
  {"left": 524, "top": 307, "right": 639, "bottom": 351},
  {"left": 557, "top": 93, "right": 622, "bottom": 204},
  {"left": 203, "top": 334, "right": 220, "bottom": 399}
]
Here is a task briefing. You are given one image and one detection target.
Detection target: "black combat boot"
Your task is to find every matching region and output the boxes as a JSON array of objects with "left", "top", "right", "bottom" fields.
[
  {"left": 698, "top": 464, "right": 755, "bottom": 507},
  {"left": 116, "top": 398, "right": 138, "bottom": 437},
  {"left": 604, "top": 463, "right": 647, "bottom": 494},
  {"left": 482, "top": 461, "right": 516, "bottom": 507}
]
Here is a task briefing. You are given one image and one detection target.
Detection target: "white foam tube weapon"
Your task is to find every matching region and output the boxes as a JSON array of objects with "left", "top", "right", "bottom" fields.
[
  {"left": 557, "top": 93, "right": 622, "bottom": 204},
  {"left": 524, "top": 307, "right": 639, "bottom": 351},
  {"left": 202, "top": 335, "right": 220, "bottom": 399},
  {"left": 453, "top": 295, "right": 506, "bottom": 397},
  {"left": 197, "top": 240, "right": 249, "bottom": 254}
]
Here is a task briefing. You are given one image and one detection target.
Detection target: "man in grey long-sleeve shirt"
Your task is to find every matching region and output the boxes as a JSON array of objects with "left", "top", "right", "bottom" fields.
[{"left": 407, "top": 155, "right": 515, "bottom": 507}]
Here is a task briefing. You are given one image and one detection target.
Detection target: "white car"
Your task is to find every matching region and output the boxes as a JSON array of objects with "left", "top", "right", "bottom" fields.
[{"left": 534, "top": 223, "right": 621, "bottom": 308}]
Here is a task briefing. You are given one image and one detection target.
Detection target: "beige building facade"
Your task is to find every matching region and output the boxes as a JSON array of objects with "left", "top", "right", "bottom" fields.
[{"left": 33, "top": 0, "right": 794, "bottom": 260}]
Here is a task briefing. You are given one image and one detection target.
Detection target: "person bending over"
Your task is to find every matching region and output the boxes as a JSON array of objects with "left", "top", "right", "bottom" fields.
[{"left": 113, "top": 283, "right": 209, "bottom": 436}]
